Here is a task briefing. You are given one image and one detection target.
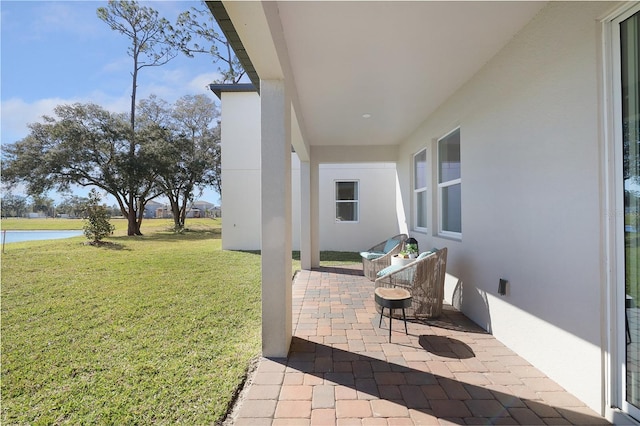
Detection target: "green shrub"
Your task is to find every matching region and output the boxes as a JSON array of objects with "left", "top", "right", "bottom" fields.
[{"left": 82, "top": 189, "right": 115, "bottom": 243}]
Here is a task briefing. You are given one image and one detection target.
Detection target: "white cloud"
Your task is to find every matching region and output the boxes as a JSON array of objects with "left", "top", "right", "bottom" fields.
[
  {"left": 94, "top": 92, "right": 131, "bottom": 115},
  {"left": 187, "top": 72, "right": 224, "bottom": 94},
  {"left": 0, "top": 92, "right": 133, "bottom": 144},
  {"left": 1, "top": 97, "right": 68, "bottom": 144},
  {"left": 135, "top": 69, "right": 223, "bottom": 104},
  {"left": 1, "top": 69, "right": 222, "bottom": 144},
  {"left": 19, "top": 2, "right": 106, "bottom": 42}
]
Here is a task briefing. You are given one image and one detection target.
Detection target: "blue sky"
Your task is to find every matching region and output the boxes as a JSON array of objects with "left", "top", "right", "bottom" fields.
[{"left": 1, "top": 0, "right": 226, "bottom": 205}]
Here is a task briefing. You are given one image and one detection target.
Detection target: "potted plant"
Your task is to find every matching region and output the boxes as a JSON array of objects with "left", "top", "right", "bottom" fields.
[
  {"left": 406, "top": 243, "right": 418, "bottom": 259},
  {"left": 397, "top": 250, "right": 409, "bottom": 259}
]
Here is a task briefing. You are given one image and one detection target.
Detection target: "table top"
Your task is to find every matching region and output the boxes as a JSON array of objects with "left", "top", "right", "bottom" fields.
[{"left": 375, "top": 287, "right": 411, "bottom": 301}]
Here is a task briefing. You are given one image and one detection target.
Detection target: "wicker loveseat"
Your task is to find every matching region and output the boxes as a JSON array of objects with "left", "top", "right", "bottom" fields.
[
  {"left": 360, "top": 234, "right": 408, "bottom": 281},
  {"left": 374, "top": 247, "right": 448, "bottom": 319}
]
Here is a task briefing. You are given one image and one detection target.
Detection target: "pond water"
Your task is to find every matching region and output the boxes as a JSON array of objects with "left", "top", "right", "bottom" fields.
[{"left": 1, "top": 230, "right": 84, "bottom": 244}]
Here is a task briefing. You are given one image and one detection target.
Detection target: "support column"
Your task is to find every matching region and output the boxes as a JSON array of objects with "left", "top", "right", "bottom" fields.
[
  {"left": 310, "top": 157, "right": 320, "bottom": 268},
  {"left": 300, "top": 161, "right": 312, "bottom": 270},
  {"left": 261, "top": 80, "right": 292, "bottom": 358}
]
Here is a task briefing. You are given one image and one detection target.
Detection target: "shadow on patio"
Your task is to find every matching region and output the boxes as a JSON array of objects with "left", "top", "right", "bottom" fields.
[{"left": 225, "top": 265, "right": 610, "bottom": 425}]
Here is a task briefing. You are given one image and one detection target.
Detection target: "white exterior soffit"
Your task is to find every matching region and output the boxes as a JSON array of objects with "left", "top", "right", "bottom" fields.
[{"left": 219, "top": 1, "right": 546, "bottom": 150}]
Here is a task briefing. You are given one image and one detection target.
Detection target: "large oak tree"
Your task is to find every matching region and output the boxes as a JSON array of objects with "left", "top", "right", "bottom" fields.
[
  {"left": 138, "top": 94, "right": 220, "bottom": 230},
  {"left": 96, "top": 0, "right": 180, "bottom": 234},
  {"left": 1, "top": 103, "right": 163, "bottom": 233},
  {"left": 3, "top": 1, "right": 234, "bottom": 233}
]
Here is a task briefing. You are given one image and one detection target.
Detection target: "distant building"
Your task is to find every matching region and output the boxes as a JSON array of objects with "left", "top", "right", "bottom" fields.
[{"left": 145, "top": 199, "right": 220, "bottom": 219}]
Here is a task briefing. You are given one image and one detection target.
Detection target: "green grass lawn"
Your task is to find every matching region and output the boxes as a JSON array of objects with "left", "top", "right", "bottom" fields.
[
  {"left": 2, "top": 217, "right": 88, "bottom": 230},
  {"left": 1, "top": 218, "right": 360, "bottom": 424},
  {"left": 1, "top": 219, "right": 258, "bottom": 424},
  {"left": 1, "top": 217, "right": 185, "bottom": 232}
]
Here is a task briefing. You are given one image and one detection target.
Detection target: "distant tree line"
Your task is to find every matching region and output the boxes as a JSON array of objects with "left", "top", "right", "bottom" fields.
[{"left": 0, "top": 193, "right": 123, "bottom": 219}]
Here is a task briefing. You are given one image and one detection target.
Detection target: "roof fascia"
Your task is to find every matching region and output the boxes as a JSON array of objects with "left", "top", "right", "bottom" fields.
[
  {"left": 208, "top": 83, "right": 257, "bottom": 100},
  {"left": 205, "top": 1, "right": 261, "bottom": 91}
]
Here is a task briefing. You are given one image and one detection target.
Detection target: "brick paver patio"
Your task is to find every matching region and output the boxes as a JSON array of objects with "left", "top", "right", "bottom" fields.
[{"left": 225, "top": 265, "right": 610, "bottom": 425}]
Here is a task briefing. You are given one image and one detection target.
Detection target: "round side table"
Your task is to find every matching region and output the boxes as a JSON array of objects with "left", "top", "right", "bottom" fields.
[{"left": 374, "top": 287, "right": 412, "bottom": 342}]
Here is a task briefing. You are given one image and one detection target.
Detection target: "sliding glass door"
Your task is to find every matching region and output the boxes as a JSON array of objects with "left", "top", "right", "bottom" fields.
[{"left": 621, "top": 7, "right": 640, "bottom": 416}]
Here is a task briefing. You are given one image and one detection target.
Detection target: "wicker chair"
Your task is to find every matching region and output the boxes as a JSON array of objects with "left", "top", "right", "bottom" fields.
[
  {"left": 360, "top": 234, "right": 408, "bottom": 280},
  {"left": 374, "top": 247, "right": 448, "bottom": 319}
]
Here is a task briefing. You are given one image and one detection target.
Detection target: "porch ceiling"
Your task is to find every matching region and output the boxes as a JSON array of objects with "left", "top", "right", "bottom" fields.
[{"left": 220, "top": 1, "right": 546, "bottom": 149}]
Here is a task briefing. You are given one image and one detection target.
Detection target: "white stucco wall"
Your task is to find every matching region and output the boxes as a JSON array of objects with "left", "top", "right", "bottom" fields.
[
  {"left": 296, "top": 159, "right": 401, "bottom": 252},
  {"left": 318, "top": 162, "right": 400, "bottom": 251},
  {"left": 221, "top": 92, "right": 400, "bottom": 252},
  {"left": 220, "top": 91, "right": 262, "bottom": 250},
  {"left": 397, "top": 1, "right": 612, "bottom": 412}
]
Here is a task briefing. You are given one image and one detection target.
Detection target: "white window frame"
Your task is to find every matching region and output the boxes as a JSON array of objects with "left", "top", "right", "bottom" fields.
[
  {"left": 413, "top": 148, "right": 428, "bottom": 232},
  {"left": 603, "top": 3, "right": 640, "bottom": 421},
  {"left": 334, "top": 180, "right": 359, "bottom": 223},
  {"left": 437, "top": 127, "right": 462, "bottom": 239}
]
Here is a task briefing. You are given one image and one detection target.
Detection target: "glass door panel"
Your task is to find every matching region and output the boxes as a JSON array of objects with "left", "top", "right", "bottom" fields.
[{"left": 622, "top": 9, "right": 640, "bottom": 412}]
